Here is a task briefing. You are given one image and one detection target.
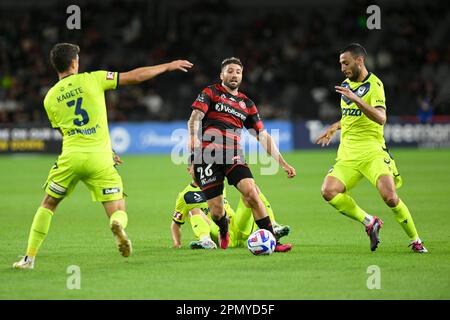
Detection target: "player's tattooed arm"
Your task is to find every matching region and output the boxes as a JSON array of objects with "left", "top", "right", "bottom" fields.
[
  {"left": 335, "top": 86, "right": 386, "bottom": 125},
  {"left": 187, "top": 109, "right": 204, "bottom": 151},
  {"left": 257, "top": 130, "right": 296, "bottom": 178},
  {"left": 119, "top": 60, "right": 193, "bottom": 85},
  {"left": 316, "top": 121, "right": 341, "bottom": 147}
]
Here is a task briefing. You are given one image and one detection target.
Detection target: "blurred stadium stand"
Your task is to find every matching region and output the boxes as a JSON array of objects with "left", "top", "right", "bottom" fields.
[{"left": 0, "top": 0, "right": 449, "bottom": 126}]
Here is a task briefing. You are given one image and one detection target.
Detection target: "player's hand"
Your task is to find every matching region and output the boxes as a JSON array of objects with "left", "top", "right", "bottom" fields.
[
  {"left": 282, "top": 163, "right": 296, "bottom": 178},
  {"left": 316, "top": 130, "right": 334, "bottom": 147},
  {"left": 168, "top": 60, "right": 193, "bottom": 73},
  {"left": 113, "top": 153, "right": 124, "bottom": 165},
  {"left": 335, "top": 85, "right": 359, "bottom": 103},
  {"left": 172, "top": 244, "right": 182, "bottom": 249}
]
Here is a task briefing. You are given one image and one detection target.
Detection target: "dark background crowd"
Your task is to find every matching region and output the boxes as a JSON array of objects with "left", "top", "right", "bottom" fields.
[{"left": 0, "top": 0, "right": 449, "bottom": 125}]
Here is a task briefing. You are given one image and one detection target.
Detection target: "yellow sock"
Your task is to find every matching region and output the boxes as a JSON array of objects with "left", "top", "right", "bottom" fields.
[
  {"left": 110, "top": 210, "right": 128, "bottom": 229},
  {"left": 190, "top": 214, "right": 211, "bottom": 240},
  {"left": 328, "top": 193, "right": 372, "bottom": 224},
  {"left": 391, "top": 199, "right": 419, "bottom": 241},
  {"left": 26, "top": 207, "right": 54, "bottom": 257},
  {"left": 259, "top": 192, "right": 276, "bottom": 224}
]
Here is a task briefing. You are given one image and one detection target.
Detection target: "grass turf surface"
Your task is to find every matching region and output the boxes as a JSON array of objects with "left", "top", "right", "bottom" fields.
[{"left": 0, "top": 149, "right": 449, "bottom": 299}]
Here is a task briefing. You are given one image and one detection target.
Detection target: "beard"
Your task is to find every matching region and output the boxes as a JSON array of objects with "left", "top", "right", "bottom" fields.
[
  {"left": 224, "top": 79, "right": 241, "bottom": 90},
  {"left": 348, "top": 65, "right": 361, "bottom": 82}
]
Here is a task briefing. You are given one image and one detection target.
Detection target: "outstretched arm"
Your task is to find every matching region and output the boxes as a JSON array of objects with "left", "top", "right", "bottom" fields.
[
  {"left": 257, "top": 130, "right": 296, "bottom": 178},
  {"left": 316, "top": 120, "right": 341, "bottom": 147},
  {"left": 171, "top": 221, "right": 182, "bottom": 248},
  {"left": 119, "top": 60, "right": 193, "bottom": 85}
]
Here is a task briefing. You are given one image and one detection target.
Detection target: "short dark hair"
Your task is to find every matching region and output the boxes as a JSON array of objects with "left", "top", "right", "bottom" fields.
[
  {"left": 50, "top": 43, "right": 80, "bottom": 73},
  {"left": 340, "top": 43, "right": 367, "bottom": 58},
  {"left": 221, "top": 57, "right": 243, "bottom": 70}
]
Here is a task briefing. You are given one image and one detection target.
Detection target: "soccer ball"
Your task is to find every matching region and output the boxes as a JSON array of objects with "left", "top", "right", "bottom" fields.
[{"left": 247, "top": 229, "right": 276, "bottom": 255}]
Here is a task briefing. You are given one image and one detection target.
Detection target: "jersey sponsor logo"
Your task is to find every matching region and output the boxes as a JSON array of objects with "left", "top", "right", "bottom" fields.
[
  {"left": 102, "top": 187, "right": 121, "bottom": 195},
  {"left": 201, "top": 176, "right": 217, "bottom": 186},
  {"left": 67, "top": 125, "right": 98, "bottom": 136},
  {"left": 214, "top": 103, "right": 246, "bottom": 121},
  {"left": 342, "top": 108, "right": 362, "bottom": 117},
  {"left": 106, "top": 72, "right": 115, "bottom": 80},
  {"left": 215, "top": 103, "right": 224, "bottom": 112}
]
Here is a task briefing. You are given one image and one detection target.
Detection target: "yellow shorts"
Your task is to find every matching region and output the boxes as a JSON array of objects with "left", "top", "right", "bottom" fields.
[
  {"left": 44, "top": 152, "right": 124, "bottom": 202},
  {"left": 327, "top": 148, "right": 403, "bottom": 191}
]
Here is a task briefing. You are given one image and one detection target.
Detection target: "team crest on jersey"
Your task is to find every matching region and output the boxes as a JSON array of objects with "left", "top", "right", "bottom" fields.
[
  {"left": 341, "top": 82, "right": 371, "bottom": 105},
  {"left": 357, "top": 86, "right": 367, "bottom": 96},
  {"left": 239, "top": 101, "right": 246, "bottom": 109},
  {"left": 106, "top": 71, "right": 115, "bottom": 80}
]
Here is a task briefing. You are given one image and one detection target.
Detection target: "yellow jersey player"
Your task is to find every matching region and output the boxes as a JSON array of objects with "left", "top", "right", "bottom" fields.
[
  {"left": 316, "top": 43, "right": 427, "bottom": 253},
  {"left": 171, "top": 162, "right": 290, "bottom": 249},
  {"left": 13, "top": 43, "right": 193, "bottom": 269}
]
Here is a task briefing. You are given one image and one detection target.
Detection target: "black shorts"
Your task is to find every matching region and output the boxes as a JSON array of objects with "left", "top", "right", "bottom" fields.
[{"left": 193, "top": 148, "right": 253, "bottom": 200}]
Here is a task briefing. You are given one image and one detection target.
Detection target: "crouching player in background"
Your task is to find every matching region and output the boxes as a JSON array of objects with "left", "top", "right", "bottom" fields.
[{"left": 170, "top": 162, "right": 290, "bottom": 249}]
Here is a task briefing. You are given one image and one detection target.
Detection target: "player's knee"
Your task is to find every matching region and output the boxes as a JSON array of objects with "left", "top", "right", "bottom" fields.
[
  {"left": 382, "top": 191, "right": 399, "bottom": 207},
  {"left": 209, "top": 202, "right": 224, "bottom": 218},
  {"left": 189, "top": 208, "right": 202, "bottom": 217},
  {"left": 321, "top": 185, "right": 338, "bottom": 201},
  {"left": 41, "top": 194, "right": 61, "bottom": 211},
  {"left": 242, "top": 187, "right": 259, "bottom": 208}
]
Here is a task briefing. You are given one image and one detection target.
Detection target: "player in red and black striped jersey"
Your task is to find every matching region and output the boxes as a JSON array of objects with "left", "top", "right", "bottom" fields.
[{"left": 187, "top": 57, "right": 296, "bottom": 252}]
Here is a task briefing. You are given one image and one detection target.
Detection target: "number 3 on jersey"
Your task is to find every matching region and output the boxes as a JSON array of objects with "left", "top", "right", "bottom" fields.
[{"left": 67, "top": 97, "right": 89, "bottom": 126}]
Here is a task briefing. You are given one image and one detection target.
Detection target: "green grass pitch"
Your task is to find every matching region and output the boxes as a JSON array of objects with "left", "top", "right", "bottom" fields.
[{"left": 0, "top": 149, "right": 449, "bottom": 299}]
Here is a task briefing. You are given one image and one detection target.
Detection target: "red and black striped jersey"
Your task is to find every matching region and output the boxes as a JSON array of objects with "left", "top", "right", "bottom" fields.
[{"left": 191, "top": 84, "right": 264, "bottom": 149}]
